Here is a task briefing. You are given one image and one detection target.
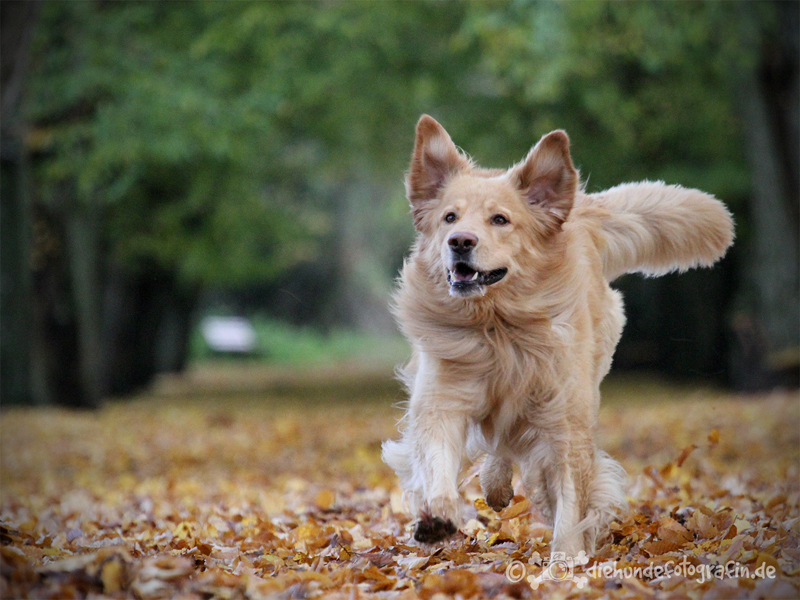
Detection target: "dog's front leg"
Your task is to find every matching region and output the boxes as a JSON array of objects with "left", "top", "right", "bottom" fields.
[
  {"left": 522, "top": 449, "right": 584, "bottom": 557},
  {"left": 408, "top": 405, "right": 468, "bottom": 543},
  {"left": 383, "top": 352, "right": 479, "bottom": 543},
  {"left": 480, "top": 454, "right": 514, "bottom": 512}
]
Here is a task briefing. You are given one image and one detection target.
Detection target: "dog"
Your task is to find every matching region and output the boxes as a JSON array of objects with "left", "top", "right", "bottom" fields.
[{"left": 382, "top": 115, "right": 734, "bottom": 557}]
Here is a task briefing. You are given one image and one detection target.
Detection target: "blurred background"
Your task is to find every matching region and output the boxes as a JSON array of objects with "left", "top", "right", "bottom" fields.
[{"left": 1, "top": 0, "right": 797, "bottom": 409}]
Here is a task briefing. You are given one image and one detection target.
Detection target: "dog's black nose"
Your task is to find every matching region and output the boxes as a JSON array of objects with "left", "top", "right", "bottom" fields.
[{"left": 448, "top": 232, "right": 478, "bottom": 255}]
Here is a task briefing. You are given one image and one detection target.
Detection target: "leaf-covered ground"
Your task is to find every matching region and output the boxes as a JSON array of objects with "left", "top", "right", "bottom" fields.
[{"left": 1, "top": 367, "right": 799, "bottom": 599}]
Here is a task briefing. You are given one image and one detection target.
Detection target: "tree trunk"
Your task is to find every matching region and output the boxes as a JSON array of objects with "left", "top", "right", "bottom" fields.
[
  {"left": 154, "top": 282, "right": 198, "bottom": 374},
  {"left": 1, "top": 0, "right": 40, "bottom": 405},
  {"left": 30, "top": 205, "right": 86, "bottom": 407},
  {"left": 101, "top": 263, "right": 198, "bottom": 396},
  {"left": 64, "top": 210, "right": 102, "bottom": 407},
  {"left": 732, "top": 2, "right": 800, "bottom": 389},
  {"left": 0, "top": 139, "right": 35, "bottom": 405}
]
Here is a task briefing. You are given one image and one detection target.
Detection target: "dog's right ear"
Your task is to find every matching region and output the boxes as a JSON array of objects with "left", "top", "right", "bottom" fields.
[{"left": 406, "top": 115, "right": 471, "bottom": 230}]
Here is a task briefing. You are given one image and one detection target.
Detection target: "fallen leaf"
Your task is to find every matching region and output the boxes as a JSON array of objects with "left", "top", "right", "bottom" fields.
[
  {"left": 657, "top": 517, "right": 693, "bottom": 546},
  {"left": 499, "top": 497, "right": 531, "bottom": 520},
  {"left": 676, "top": 444, "right": 698, "bottom": 468},
  {"left": 315, "top": 489, "right": 336, "bottom": 510},
  {"left": 1, "top": 376, "right": 797, "bottom": 600}
]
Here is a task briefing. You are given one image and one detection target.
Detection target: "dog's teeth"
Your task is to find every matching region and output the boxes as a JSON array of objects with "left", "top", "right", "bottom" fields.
[{"left": 471, "top": 272, "right": 479, "bottom": 281}]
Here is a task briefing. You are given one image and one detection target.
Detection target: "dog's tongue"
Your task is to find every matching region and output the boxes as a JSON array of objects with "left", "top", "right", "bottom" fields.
[{"left": 452, "top": 265, "right": 478, "bottom": 282}]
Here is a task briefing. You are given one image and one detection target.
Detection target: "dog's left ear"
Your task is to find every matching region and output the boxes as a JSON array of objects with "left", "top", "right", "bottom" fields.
[{"left": 510, "top": 130, "right": 578, "bottom": 229}]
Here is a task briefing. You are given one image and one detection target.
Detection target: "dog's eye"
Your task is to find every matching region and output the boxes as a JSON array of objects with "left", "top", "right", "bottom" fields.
[
  {"left": 491, "top": 214, "right": 509, "bottom": 226},
  {"left": 444, "top": 212, "right": 457, "bottom": 224}
]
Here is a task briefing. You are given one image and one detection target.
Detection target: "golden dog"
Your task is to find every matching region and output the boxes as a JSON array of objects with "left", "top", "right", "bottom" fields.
[{"left": 382, "top": 115, "right": 734, "bottom": 556}]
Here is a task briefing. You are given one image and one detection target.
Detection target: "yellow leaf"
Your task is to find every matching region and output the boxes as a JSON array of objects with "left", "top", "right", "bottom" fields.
[
  {"left": 18, "top": 520, "right": 36, "bottom": 533},
  {"left": 174, "top": 521, "right": 194, "bottom": 541},
  {"left": 101, "top": 558, "right": 124, "bottom": 594},
  {"left": 499, "top": 497, "right": 531, "bottom": 521},
  {"left": 315, "top": 489, "right": 336, "bottom": 510},
  {"left": 487, "top": 530, "right": 514, "bottom": 545},
  {"left": 755, "top": 553, "right": 780, "bottom": 571},
  {"left": 293, "top": 523, "right": 321, "bottom": 542},
  {"left": 734, "top": 518, "right": 752, "bottom": 533},
  {"left": 474, "top": 498, "right": 490, "bottom": 511},
  {"left": 256, "top": 554, "right": 284, "bottom": 572}
]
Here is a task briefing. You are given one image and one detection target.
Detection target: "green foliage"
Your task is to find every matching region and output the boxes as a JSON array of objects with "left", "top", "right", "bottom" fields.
[
  {"left": 458, "top": 0, "right": 765, "bottom": 199},
  {"left": 25, "top": 0, "right": 771, "bottom": 291},
  {"left": 27, "top": 2, "right": 316, "bottom": 286}
]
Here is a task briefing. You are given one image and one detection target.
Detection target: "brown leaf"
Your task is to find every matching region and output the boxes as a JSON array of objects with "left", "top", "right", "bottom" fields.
[
  {"left": 766, "top": 493, "right": 787, "bottom": 511},
  {"left": 357, "top": 565, "right": 396, "bottom": 591},
  {"left": 711, "top": 507, "right": 735, "bottom": 532},
  {"left": 687, "top": 509, "right": 720, "bottom": 539},
  {"left": 643, "top": 465, "right": 666, "bottom": 487},
  {"left": 657, "top": 517, "right": 693, "bottom": 546},
  {"left": 360, "top": 550, "right": 394, "bottom": 568},
  {"left": 421, "top": 570, "right": 481, "bottom": 599},
  {"left": 676, "top": 444, "right": 698, "bottom": 468},
  {"left": 641, "top": 539, "right": 681, "bottom": 556}
]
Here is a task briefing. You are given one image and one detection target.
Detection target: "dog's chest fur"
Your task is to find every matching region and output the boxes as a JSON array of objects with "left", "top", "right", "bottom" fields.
[{"left": 397, "top": 262, "right": 573, "bottom": 436}]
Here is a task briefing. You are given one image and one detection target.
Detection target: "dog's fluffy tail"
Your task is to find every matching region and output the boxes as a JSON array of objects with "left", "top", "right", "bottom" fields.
[{"left": 579, "top": 181, "right": 734, "bottom": 281}]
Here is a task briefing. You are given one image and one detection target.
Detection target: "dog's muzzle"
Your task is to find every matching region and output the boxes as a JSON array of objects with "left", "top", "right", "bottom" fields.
[{"left": 447, "top": 261, "right": 508, "bottom": 295}]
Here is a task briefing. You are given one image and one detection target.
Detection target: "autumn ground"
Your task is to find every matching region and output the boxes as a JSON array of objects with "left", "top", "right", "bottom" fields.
[{"left": 1, "top": 364, "right": 799, "bottom": 600}]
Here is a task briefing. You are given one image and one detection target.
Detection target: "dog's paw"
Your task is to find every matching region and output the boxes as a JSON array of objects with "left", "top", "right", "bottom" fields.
[
  {"left": 413, "top": 513, "right": 457, "bottom": 544},
  {"left": 485, "top": 484, "right": 514, "bottom": 513},
  {"left": 550, "top": 536, "right": 586, "bottom": 559}
]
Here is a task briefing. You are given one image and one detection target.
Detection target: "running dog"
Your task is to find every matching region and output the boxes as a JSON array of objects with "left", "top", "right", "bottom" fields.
[{"left": 382, "top": 115, "right": 734, "bottom": 556}]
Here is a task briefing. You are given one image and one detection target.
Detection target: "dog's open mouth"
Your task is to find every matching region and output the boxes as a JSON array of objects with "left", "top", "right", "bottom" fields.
[{"left": 447, "top": 262, "right": 508, "bottom": 294}]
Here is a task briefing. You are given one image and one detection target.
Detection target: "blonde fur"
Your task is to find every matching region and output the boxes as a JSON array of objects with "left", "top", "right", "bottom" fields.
[{"left": 382, "top": 115, "right": 734, "bottom": 557}]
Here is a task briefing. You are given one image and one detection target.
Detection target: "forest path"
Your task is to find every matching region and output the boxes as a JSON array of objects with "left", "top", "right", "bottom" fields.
[{"left": 1, "top": 371, "right": 798, "bottom": 598}]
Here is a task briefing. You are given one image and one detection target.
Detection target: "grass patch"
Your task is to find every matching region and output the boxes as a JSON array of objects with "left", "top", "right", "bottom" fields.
[{"left": 189, "top": 316, "right": 410, "bottom": 368}]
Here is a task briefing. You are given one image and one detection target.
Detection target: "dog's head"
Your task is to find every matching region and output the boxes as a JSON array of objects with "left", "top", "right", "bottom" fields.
[{"left": 406, "top": 115, "right": 578, "bottom": 299}]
